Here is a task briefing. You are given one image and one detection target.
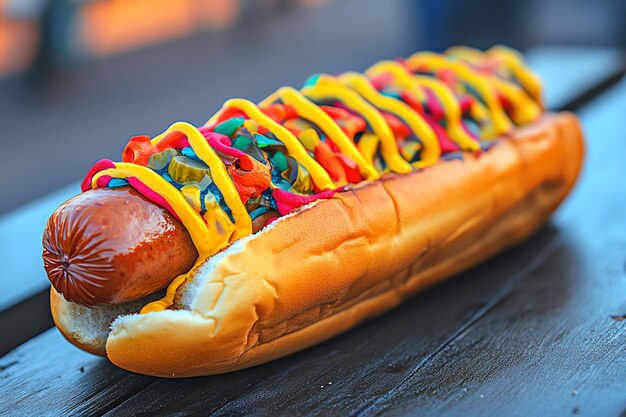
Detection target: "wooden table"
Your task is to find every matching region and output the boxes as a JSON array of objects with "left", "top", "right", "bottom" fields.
[{"left": 1, "top": 48, "right": 625, "bottom": 416}]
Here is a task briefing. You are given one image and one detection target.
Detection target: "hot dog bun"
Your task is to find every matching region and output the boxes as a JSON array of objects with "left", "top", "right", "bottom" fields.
[{"left": 50, "top": 113, "right": 583, "bottom": 377}]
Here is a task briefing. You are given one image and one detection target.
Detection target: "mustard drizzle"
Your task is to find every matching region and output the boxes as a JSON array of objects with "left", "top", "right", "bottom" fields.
[
  {"left": 259, "top": 86, "right": 380, "bottom": 180},
  {"left": 443, "top": 46, "right": 542, "bottom": 124},
  {"left": 337, "top": 72, "right": 441, "bottom": 166},
  {"left": 301, "top": 75, "right": 413, "bottom": 174},
  {"left": 365, "top": 61, "right": 483, "bottom": 146},
  {"left": 153, "top": 122, "right": 251, "bottom": 239},
  {"left": 91, "top": 163, "right": 217, "bottom": 256},
  {"left": 446, "top": 45, "right": 543, "bottom": 107},
  {"left": 406, "top": 52, "right": 513, "bottom": 138},
  {"left": 206, "top": 98, "right": 334, "bottom": 190},
  {"left": 487, "top": 45, "right": 543, "bottom": 107}
]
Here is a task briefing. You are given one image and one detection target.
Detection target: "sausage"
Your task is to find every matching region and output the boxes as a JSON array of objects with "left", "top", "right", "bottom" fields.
[
  {"left": 43, "top": 187, "right": 198, "bottom": 307},
  {"left": 43, "top": 186, "right": 281, "bottom": 307}
]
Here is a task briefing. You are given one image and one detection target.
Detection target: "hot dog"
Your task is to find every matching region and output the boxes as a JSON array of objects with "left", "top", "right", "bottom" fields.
[
  {"left": 43, "top": 187, "right": 198, "bottom": 306},
  {"left": 43, "top": 187, "right": 278, "bottom": 307},
  {"left": 44, "top": 46, "right": 584, "bottom": 377}
]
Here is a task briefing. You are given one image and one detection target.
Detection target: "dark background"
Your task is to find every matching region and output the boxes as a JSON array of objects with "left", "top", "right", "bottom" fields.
[{"left": 1, "top": 0, "right": 625, "bottom": 214}]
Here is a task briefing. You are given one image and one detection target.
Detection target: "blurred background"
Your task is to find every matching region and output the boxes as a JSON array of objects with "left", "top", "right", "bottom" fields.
[
  {"left": 0, "top": 0, "right": 625, "bottom": 355},
  {"left": 1, "top": 0, "right": 625, "bottom": 214}
]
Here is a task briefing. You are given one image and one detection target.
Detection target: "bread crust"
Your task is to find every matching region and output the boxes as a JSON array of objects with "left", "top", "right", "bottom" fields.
[
  {"left": 54, "top": 113, "right": 584, "bottom": 377},
  {"left": 50, "top": 289, "right": 106, "bottom": 356}
]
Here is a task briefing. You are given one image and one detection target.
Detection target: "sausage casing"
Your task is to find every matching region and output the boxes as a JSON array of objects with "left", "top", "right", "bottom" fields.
[{"left": 43, "top": 187, "right": 199, "bottom": 307}]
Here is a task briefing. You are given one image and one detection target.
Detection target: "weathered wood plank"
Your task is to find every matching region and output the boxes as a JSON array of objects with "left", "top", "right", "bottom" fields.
[
  {"left": 0, "top": 329, "right": 154, "bottom": 417},
  {"left": 0, "top": 184, "right": 76, "bottom": 312},
  {"left": 0, "top": 183, "right": 76, "bottom": 355},
  {"left": 360, "top": 243, "right": 626, "bottom": 417}
]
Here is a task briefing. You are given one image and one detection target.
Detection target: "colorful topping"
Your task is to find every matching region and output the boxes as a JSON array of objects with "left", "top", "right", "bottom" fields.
[
  {"left": 167, "top": 155, "right": 212, "bottom": 184},
  {"left": 81, "top": 46, "right": 543, "bottom": 313}
]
